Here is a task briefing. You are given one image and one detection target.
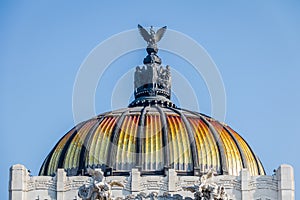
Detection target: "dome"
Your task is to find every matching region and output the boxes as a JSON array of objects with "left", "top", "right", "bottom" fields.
[
  {"left": 40, "top": 25, "right": 265, "bottom": 178},
  {"left": 39, "top": 106, "right": 265, "bottom": 177}
]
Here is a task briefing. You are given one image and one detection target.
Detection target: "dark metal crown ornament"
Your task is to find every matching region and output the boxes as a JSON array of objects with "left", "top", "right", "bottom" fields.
[{"left": 129, "top": 25, "right": 176, "bottom": 108}]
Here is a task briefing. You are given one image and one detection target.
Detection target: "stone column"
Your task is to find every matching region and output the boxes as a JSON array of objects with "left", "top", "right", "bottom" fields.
[
  {"left": 56, "top": 168, "right": 67, "bottom": 200},
  {"left": 240, "top": 168, "right": 250, "bottom": 200},
  {"left": 168, "top": 169, "right": 177, "bottom": 192},
  {"left": 277, "top": 164, "right": 295, "bottom": 200},
  {"left": 9, "top": 164, "right": 28, "bottom": 200},
  {"left": 131, "top": 168, "right": 141, "bottom": 193}
]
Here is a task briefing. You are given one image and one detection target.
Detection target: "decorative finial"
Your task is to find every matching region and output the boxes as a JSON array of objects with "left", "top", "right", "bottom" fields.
[
  {"left": 138, "top": 24, "right": 167, "bottom": 55},
  {"left": 129, "top": 24, "right": 175, "bottom": 108}
]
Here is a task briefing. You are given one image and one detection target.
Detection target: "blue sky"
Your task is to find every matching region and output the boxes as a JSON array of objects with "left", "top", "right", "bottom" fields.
[{"left": 1, "top": 1, "right": 299, "bottom": 199}]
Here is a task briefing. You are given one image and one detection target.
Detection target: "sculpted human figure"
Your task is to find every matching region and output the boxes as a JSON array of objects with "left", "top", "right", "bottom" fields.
[
  {"left": 78, "top": 168, "right": 124, "bottom": 200},
  {"left": 134, "top": 66, "right": 142, "bottom": 88},
  {"left": 183, "top": 169, "right": 228, "bottom": 200}
]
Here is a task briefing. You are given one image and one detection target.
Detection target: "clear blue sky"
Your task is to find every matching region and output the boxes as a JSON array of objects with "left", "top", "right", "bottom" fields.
[{"left": 1, "top": 1, "right": 299, "bottom": 199}]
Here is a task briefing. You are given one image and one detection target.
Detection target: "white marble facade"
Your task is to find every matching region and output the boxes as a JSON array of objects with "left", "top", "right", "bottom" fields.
[{"left": 9, "top": 164, "right": 294, "bottom": 200}]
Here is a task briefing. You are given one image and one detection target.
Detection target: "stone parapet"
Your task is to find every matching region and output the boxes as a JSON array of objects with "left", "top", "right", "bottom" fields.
[{"left": 9, "top": 164, "right": 294, "bottom": 200}]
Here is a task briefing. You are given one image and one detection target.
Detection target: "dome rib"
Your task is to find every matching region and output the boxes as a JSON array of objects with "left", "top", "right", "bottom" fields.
[
  {"left": 142, "top": 109, "right": 149, "bottom": 171},
  {"left": 143, "top": 109, "right": 164, "bottom": 173},
  {"left": 145, "top": 112, "right": 160, "bottom": 170},
  {"left": 188, "top": 111, "right": 227, "bottom": 175},
  {"left": 228, "top": 126, "right": 265, "bottom": 175},
  {"left": 117, "top": 115, "right": 129, "bottom": 169},
  {"left": 188, "top": 117, "right": 211, "bottom": 173},
  {"left": 166, "top": 114, "right": 177, "bottom": 169},
  {"left": 168, "top": 107, "right": 198, "bottom": 173},
  {"left": 107, "top": 110, "right": 129, "bottom": 171},
  {"left": 78, "top": 118, "right": 103, "bottom": 174},
  {"left": 256, "top": 156, "right": 265, "bottom": 175},
  {"left": 187, "top": 118, "right": 205, "bottom": 171},
  {"left": 153, "top": 106, "right": 170, "bottom": 169},
  {"left": 222, "top": 126, "right": 247, "bottom": 170},
  {"left": 65, "top": 120, "right": 97, "bottom": 174},
  {"left": 183, "top": 110, "right": 222, "bottom": 174},
  {"left": 103, "top": 117, "right": 118, "bottom": 164},
  {"left": 142, "top": 108, "right": 149, "bottom": 171},
  {"left": 56, "top": 122, "right": 86, "bottom": 174},
  {"left": 89, "top": 116, "right": 111, "bottom": 167},
  {"left": 40, "top": 127, "right": 74, "bottom": 176},
  {"left": 215, "top": 121, "right": 241, "bottom": 175},
  {"left": 136, "top": 106, "right": 147, "bottom": 168},
  {"left": 169, "top": 115, "right": 182, "bottom": 170}
]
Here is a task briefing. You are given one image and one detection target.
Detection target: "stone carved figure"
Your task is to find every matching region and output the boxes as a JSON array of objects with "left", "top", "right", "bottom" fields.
[
  {"left": 138, "top": 24, "right": 167, "bottom": 50},
  {"left": 132, "top": 192, "right": 159, "bottom": 200},
  {"left": 183, "top": 169, "right": 228, "bottom": 200},
  {"left": 135, "top": 192, "right": 148, "bottom": 200},
  {"left": 124, "top": 194, "right": 136, "bottom": 200},
  {"left": 157, "top": 192, "right": 185, "bottom": 200},
  {"left": 148, "top": 191, "right": 159, "bottom": 200},
  {"left": 134, "top": 66, "right": 142, "bottom": 88},
  {"left": 125, "top": 192, "right": 189, "bottom": 200},
  {"left": 78, "top": 184, "right": 93, "bottom": 199},
  {"left": 125, "top": 192, "right": 158, "bottom": 200},
  {"left": 157, "top": 65, "right": 171, "bottom": 89},
  {"left": 78, "top": 168, "right": 124, "bottom": 200},
  {"left": 134, "top": 66, "right": 152, "bottom": 89},
  {"left": 134, "top": 65, "right": 171, "bottom": 91},
  {"left": 160, "top": 192, "right": 172, "bottom": 200}
]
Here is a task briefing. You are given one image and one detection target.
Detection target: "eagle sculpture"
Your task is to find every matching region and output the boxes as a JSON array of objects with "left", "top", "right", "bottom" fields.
[{"left": 138, "top": 24, "right": 167, "bottom": 49}]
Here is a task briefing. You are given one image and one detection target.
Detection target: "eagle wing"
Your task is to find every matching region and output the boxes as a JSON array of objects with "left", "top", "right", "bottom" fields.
[
  {"left": 138, "top": 24, "right": 151, "bottom": 42},
  {"left": 155, "top": 26, "right": 167, "bottom": 42}
]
